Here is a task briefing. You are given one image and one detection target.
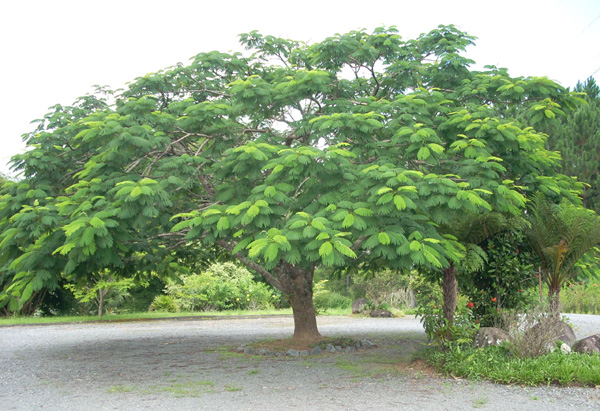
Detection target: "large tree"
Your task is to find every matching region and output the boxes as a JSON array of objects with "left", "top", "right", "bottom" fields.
[{"left": 0, "top": 26, "right": 582, "bottom": 340}]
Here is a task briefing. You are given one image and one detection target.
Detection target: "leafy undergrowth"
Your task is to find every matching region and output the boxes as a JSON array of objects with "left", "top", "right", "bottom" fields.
[{"left": 420, "top": 345, "right": 600, "bottom": 387}]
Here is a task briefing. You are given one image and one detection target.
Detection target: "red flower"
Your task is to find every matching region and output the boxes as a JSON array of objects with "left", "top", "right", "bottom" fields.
[
  {"left": 467, "top": 302, "right": 474, "bottom": 308},
  {"left": 491, "top": 297, "right": 497, "bottom": 302},
  {"left": 516, "top": 249, "right": 520, "bottom": 254},
  {"left": 594, "top": 284, "right": 598, "bottom": 287},
  {"left": 475, "top": 320, "right": 479, "bottom": 324},
  {"left": 519, "top": 289, "right": 523, "bottom": 293}
]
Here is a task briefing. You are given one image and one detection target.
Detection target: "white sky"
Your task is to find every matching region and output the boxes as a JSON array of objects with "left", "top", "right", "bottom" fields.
[{"left": 2, "top": 0, "right": 600, "bottom": 177}]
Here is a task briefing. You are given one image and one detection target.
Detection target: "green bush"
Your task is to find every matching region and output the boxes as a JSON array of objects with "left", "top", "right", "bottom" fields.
[
  {"left": 460, "top": 230, "right": 537, "bottom": 326},
  {"left": 163, "top": 262, "right": 278, "bottom": 312},
  {"left": 314, "top": 291, "right": 351, "bottom": 312},
  {"left": 351, "top": 269, "right": 412, "bottom": 309},
  {"left": 149, "top": 295, "right": 178, "bottom": 312}
]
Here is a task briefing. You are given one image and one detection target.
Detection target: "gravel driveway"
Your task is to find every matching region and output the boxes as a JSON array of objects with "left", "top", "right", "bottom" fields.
[{"left": 1, "top": 314, "right": 599, "bottom": 410}]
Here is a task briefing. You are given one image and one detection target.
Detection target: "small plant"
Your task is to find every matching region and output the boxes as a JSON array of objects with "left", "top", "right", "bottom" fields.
[
  {"left": 224, "top": 384, "right": 242, "bottom": 392},
  {"left": 149, "top": 295, "right": 178, "bottom": 312},
  {"left": 107, "top": 385, "right": 134, "bottom": 393}
]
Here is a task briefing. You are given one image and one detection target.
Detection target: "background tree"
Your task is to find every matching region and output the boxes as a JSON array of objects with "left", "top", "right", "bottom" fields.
[
  {"left": 0, "top": 26, "right": 583, "bottom": 342},
  {"left": 546, "top": 77, "right": 600, "bottom": 212},
  {"left": 526, "top": 194, "right": 600, "bottom": 315}
]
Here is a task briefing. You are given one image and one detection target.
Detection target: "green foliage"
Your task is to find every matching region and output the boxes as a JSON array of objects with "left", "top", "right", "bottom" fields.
[
  {"left": 149, "top": 295, "right": 178, "bottom": 312},
  {"left": 0, "top": 26, "right": 585, "bottom": 339},
  {"left": 412, "top": 274, "right": 478, "bottom": 348},
  {"left": 64, "top": 270, "right": 134, "bottom": 317},
  {"left": 460, "top": 230, "right": 537, "bottom": 326},
  {"left": 561, "top": 281, "right": 600, "bottom": 314},
  {"left": 312, "top": 279, "right": 351, "bottom": 312},
  {"left": 422, "top": 345, "right": 600, "bottom": 386},
  {"left": 526, "top": 194, "right": 600, "bottom": 311},
  {"left": 546, "top": 77, "right": 600, "bottom": 213},
  {"left": 351, "top": 269, "right": 412, "bottom": 309},
  {"left": 164, "top": 262, "right": 277, "bottom": 312}
]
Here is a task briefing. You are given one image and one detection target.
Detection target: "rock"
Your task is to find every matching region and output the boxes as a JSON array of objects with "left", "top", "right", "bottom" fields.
[
  {"left": 473, "top": 327, "right": 512, "bottom": 348},
  {"left": 243, "top": 346, "right": 256, "bottom": 355},
  {"left": 370, "top": 309, "right": 393, "bottom": 318},
  {"left": 361, "top": 340, "right": 377, "bottom": 349},
  {"left": 560, "top": 343, "right": 571, "bottom": 354},
  {"left": 237, "top": 344, "right": 246, "bottom": 353},
  {"left": 572, "top": 334, "right": 600, "bottom": 354},
  {"left": 257, "top": 348, "right": 268, "bottom": 355},
  {"left": 310, "top": 346, "right": 323, "bottom": 355},
  {"left": 550, "top": 321, "right": 577, "bottom": 346},
  {"left": 300, "top": 350, "right": 309, "bottom": 356},
  {"left": 335, "top": 346, "right": 343, "bottom": 352},
  {"left": 326, "top": 344, "right": 336, "bottom": 353},
  {"left": 287, "top": 349, "right": 299, "bottom": 357},
  {"left": 352, "top": 298, "right": 369, "bottom": 314},
  {"left": 344, "top": 345, "right": 356, "bottom": 353}
]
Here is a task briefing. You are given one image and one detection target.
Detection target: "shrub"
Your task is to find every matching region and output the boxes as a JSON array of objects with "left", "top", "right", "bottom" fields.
[
  {"left": 314, "top": 290, "right": 351, "bottom": 312},
  {"left": 149, "top": 295, "right": 178, "bottom": 312},
  {"left": 460, "top": 230, "right": 537, "bottom": 326},
  {"left": 499, "top": 302, "right": 568, "bottom": 358},
  {"left": 352, "top": 269, "right": 412, "bottom": 310},
  {"left": 163, "top": 262, "right": 278, "bottom": 312}
]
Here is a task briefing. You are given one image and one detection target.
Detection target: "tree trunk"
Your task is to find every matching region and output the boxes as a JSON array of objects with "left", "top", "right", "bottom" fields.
[
  {"left": 442, "top": 264, "right": 457, "bottom": 328},
  {"left": 548, "top": 284, "right": 561, "bottom": 318},
  {"left": 276, "top": 263, "right": 322, "bottom": 342},
  {"left": 97, "top": 288, "right": 106, "bottom": 318}
]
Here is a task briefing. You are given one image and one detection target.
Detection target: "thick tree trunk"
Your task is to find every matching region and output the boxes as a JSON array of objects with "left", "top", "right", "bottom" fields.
[
  {"left": 442, "top": 264, "right": 457, "bottom": 328},
  {"left": 276, "top": 263, "right": 322, "bottom": 342}
]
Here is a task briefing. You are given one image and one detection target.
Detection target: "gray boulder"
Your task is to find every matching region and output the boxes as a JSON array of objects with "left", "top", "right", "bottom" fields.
[
  {"left": 370, "top": 309, "right": 393, "bottom": 318},
  {"left": 473, "top": 327, "right": 512, "bottom": 348},
  {"left": 352, "top": 298, "right": 369, "bottom": 314},
  {"left": 572, "top": 334, "right": 600, "bottom": 354},
  {"left": 552, "top": 321, "right": 577, "bottom": 346}
]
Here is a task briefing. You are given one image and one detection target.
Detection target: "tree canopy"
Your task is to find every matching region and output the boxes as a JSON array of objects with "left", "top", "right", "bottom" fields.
[{"left": 0, "top": 25, "right": 584, "bottom": 339}]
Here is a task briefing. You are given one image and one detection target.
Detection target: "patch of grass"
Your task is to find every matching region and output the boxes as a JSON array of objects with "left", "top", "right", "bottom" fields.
[
  {"left": 224, "top": 384, "right": 242, "bottom": 392},
  {"left": 473, "top": 397, "right": 488, "bottom": 408},
  {"left": 0, "top": 309, "right": 297, "bottom": 326},
  {"left": 107, "top": 385, "right": 135, "bottom": 393},
  {"left": 147, "top": 380, "right": 215, "bottom": 397},
  {"left": 420, "top": 345, "right": 600, "bottom": 386},
  {"left": 247, "top": 369, "right": 260, "bottom": 375}
]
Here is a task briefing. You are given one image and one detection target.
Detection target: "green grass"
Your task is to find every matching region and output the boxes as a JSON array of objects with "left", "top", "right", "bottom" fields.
[
  {"left": 107, "top": 385, "right": 135, "bottom": 393},
  {"left": 0, "top": 309, "right": 297, "bottom": 326},
  {"left": 420, "top": 345, "right": 600, "bottom": 386}
]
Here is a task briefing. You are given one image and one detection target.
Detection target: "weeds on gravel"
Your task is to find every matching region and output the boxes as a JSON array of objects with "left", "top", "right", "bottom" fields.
[
  {"left": 107, "top": 385, "right": 134, "bottom": 393},
  {"left": 421, "top": 345, "right": 600, "bottom": 386}
]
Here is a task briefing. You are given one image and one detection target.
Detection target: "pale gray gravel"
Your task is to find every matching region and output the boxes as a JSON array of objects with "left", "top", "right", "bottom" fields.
[{"left": 0, "top": 314, "right": 599, "bottom": 410}]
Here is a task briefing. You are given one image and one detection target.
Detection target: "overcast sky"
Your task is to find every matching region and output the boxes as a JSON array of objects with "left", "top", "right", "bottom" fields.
[{"left": 2, "top": 0, "right": 599, "bottom": 177}]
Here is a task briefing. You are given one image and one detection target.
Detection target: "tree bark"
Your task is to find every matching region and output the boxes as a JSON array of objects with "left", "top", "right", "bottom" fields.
[
  {"left": 548, "top": 284, "right": 561, "bottom": 318},
  {"left": 442, "top": 264, "right": 457, "bottom": 328},
  {"left": 275, "top": 262, "right": 322, "bottom": 342}
]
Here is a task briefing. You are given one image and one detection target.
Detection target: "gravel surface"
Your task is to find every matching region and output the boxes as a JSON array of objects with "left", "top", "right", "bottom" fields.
[{"left": 1, "top": 314, "right": 599, "bottom": 410}]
